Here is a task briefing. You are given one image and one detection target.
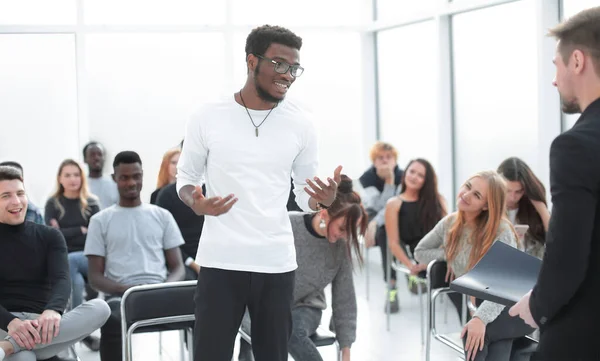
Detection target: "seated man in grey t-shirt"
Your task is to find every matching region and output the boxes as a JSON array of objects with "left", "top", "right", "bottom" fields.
[
  {"left": 84, "top": 141, "right": 119, "bottom": 209},
  {"left": 84, "top": 151, "right": 185, "bottom": 361}
]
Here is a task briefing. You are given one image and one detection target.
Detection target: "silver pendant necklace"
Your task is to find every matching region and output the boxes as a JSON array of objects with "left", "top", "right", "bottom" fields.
[{"left": 239, "top": 90, "right": 276, "bottom": 137}]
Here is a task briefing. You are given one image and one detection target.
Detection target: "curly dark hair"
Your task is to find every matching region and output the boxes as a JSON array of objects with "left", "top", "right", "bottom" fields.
[{"left": 245, "top": 25, "right": 302, "bottom": 59}]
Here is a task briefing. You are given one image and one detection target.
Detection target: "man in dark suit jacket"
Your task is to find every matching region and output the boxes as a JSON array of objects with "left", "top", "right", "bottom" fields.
[{"left": 509, "top": 6, "right": 600, "bottom": 360}]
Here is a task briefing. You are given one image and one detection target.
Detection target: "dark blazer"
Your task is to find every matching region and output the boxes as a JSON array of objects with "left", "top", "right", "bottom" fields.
[{"left": 529, "top": 97, "right": 600, "bottom": 360}]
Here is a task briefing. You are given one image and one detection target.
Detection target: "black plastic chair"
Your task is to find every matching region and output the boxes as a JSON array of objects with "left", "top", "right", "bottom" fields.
[
  {"left": 120, "top": 280, "right": 196, "bottom": 361},
  {"left": 425, "top": 260, "right": 538, "bottom": 361}
]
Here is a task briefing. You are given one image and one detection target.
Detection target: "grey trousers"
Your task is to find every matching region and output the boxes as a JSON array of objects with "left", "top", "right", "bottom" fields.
[{"left": 0, "top": 299, "right": 110, "bottom": 361}]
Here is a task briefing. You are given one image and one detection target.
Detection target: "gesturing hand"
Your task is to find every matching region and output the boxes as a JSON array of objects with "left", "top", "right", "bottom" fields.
[
  {"left": 190, "top": 185, "right": 237, "bottom": 216},
  {"left": 304, "top": 165, "right": 343, "bottom": 208},
  {"left": 7, "top": 318, "right": 40, "bottom": 350},
  {"left": 36, "top": 310, "right": 61, "bottom": 345}
]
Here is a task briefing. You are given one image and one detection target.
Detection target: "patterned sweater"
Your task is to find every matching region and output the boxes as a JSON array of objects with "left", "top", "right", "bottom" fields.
[{"left": 414, "top": 213, "right": 517, "bottom": 325}]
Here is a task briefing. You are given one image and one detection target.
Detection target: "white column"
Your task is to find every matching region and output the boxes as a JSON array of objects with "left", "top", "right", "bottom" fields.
[
  {"left": 75, "top": 0, "right": 89, "bottom": 161},
  {"left": 435, "top": 13, "right": 456, "bottom": 210},
  {"left": 535, "top": 0, "right": 561, "bottom": 205}
]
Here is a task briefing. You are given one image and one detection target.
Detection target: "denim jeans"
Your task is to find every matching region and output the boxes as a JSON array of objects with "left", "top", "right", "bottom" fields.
[{"left": 68, "top": 251, "right": 89, "bottom": 309}]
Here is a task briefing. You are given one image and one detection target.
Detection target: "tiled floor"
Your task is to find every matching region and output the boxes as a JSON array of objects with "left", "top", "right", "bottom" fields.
[{"left": 77, "top": 247, "right": 464, "bottom": 361}]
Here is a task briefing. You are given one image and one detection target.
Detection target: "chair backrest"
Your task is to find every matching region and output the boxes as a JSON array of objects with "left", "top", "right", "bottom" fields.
[
  {"left": 427, "top": 260, "right": 450, "bottom": 290},
  {"left": 121, "top": 280, "right": 196, "bottom": 328}
]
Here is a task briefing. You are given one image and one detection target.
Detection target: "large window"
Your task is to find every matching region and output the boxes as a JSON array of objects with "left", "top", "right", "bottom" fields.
[
  {"left": 561, "top": 0, "right": 598, "bottom": 130},
  {"left": 84, "top": 0, "right": 226, "bottom": 25},
  {"left": 85, "top": 33, "right": 227, "bottom": 200},
  {"left": 0, "top": 35, "right": 78, "bottom": 205},
  {"left": 375, "top": 0, "right": 434, "bottom": 21},
  {"left": 452, "top": 1, "right": 540, "bottom": 186},
  {"left": 377, "top": 21, "right": 439, "bottom": 175},
  {"left": 231, "top": 0, "right": 367, "bottom": 26},
  {"left": 0, "top": 0, "right": 76, "bottom": 25}
]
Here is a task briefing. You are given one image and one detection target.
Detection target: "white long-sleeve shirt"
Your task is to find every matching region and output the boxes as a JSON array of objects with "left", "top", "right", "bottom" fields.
[{"left": 177, "top": 95, "right": 318, "bottom": 273}]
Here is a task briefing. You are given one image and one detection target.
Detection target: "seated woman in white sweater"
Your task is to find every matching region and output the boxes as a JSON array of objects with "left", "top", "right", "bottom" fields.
[
  {"left": 239, "top": 175, "right": 367, "bottom": 361},
  {"left": 414, "top": 170, "right": 534, "bottom": 361}
]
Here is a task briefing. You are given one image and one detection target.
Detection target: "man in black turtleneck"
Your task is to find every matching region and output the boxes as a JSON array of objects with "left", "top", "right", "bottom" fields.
[{"left": 0, "top": 166, "right": 110, "bottom": 361}]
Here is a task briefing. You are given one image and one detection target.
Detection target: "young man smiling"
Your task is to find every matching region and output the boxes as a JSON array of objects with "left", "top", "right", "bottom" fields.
[
  {"left": 0, "top": 166, "right": 110, "bottom": 361},
  {"left": 177, "top": 25, "right": 341, "bottom": 361}
]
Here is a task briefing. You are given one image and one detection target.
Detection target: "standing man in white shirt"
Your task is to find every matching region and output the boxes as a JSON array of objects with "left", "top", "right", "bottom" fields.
[{"left": 177, "top": 25, "right": 341, "bottom": 361}]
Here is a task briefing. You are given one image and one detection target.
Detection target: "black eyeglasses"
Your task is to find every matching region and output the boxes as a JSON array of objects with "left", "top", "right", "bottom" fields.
[{"left": 254, "top": 54, "right": 304, "bottom": 77}]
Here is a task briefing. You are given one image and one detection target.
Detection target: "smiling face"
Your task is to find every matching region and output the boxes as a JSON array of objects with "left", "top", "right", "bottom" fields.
[
  {"left": 403, "top": 161, "right": 427, "bottom": 192},
  {"left": 456, "top": 176, "right": 489, "bottom": 214},
  {"left": 251, "top": 43, "right": 300, "bottom": 103},
  {"left": 0, "top": 179, "right": 28, "bottom": 225},
  {"left": 114, "top": 162, "right": 143, "bottom": 201}
]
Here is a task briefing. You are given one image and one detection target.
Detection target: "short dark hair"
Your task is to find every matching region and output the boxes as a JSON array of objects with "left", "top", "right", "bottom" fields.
[
  {"left": 549, "top": 6, "right": 600, "bottom": 77},
  {"left": 0, "top": 166, "right": 23, "bottom": 182},
  {"left": 245, "top": 25, "right": 302, "bottom": 59},
  {"left": 113, "top": 151, "right": 142, "bottom": 169},
  {"left": 0, "top": 161, "right": 23, "bottom": 173},
  {"left": 83, "top": 141, "right": 104, "bottom": 158}
]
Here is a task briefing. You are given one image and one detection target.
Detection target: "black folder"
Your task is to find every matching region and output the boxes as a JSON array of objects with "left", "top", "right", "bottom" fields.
[{"left": 450, "top": 241, "right": 542, "bottom": 306}]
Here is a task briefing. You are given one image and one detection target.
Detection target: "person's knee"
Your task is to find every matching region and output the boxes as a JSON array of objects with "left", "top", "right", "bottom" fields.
[
  {"left": 73, "top": 299, "right": 111, "bottom": 333},
  {"left": 290, "top": 325, "right": 310, "bottom": 342}
]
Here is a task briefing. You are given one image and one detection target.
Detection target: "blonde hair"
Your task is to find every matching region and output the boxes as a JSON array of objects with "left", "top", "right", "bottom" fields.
[
  {"left": 445, "top": 171, "right": 517, "bottom": 270},
  {"left": 51, "top": 159, "right": 96, "bottom": 220},
  {"left": 156, "top": 148, "right": 181, "bottom": 189},
  {"left": 369, "top": 141, "right": 398, "bottom": 164}
]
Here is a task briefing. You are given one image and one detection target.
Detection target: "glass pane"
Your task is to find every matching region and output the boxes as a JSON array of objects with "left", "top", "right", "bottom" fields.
[
  {"left": 232, "top": 31, "right": 366, "bottom": 177},
  {"left": 84, "top": 0, "right": 226, "bottom": 25},
  {"left": 452, "top": 1, "right": 540, "bottom": 188},
  {"left": 85, "top": 33, "right": 227, "bottom": 201},
  {"left": 377, "top": 22, "right": 441, "bottom": 184},
  {"left": 562, "top": 0, "right": 598, "bottom": 18},
  {"left": 561, "top": 0, "right": 598, "bottom": 130},
  {"left": 376, "top": 0, "right": 434, "bottom": 21},
  {"left": 0, "top": 34, "right": 78, "bottom": 206},
  {"left": 0, "top": 0, "right": 76, "bottom": 25},
  {"left": 231, "top": 0, "right": 368, "bottom": 26}
]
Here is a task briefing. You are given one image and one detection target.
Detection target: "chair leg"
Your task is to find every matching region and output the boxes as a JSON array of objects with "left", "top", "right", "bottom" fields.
[
  {"left": 418, "top": 281, "right": 424, "bottom": 345},
  {"left": 336, "top": 342, "right": 341, "bottom": 361},
  {"left": 179, "top": 329, "right": 186, "bottom": 361},
  {"left": 385, "top": 245, "right": 391, "bottom": 331},
  {"left": 187, "top": 328, "right": 194, "bottom": 361},
  {"left": 159, "top": 332, "right": 163, "bottom": 357},
  {"left": 365, "top": 243, "right": 370, "bottom": 301},
  {"left": 425, "top": 285, "right": 433, "bottom": 361}
]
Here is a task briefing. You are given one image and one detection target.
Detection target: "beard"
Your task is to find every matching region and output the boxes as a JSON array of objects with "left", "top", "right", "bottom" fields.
[
  {"left": 253, "top": 65, "right": 284, "bottom": 104},
  {"left": 560, "top": 95, "right": 581, "bottom": 114}
]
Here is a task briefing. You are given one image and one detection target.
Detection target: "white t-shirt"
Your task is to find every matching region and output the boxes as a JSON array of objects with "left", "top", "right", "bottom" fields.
[
  {"left": 177, "top": 95, "right": 318, "bottom": 273},
  {"left": 84, "top": 204, "right": 184, "bottom": 286},
  {"left": 87, "top": 176, "right": 119, "bottom": 210}
]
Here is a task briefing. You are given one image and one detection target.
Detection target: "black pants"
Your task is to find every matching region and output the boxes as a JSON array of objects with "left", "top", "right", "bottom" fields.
[
  {"left": 99, "top": 298, "right": 123, "bottom": 361},
  {"left": 193, "top": 267, "right": 295, "bottom": 361}
]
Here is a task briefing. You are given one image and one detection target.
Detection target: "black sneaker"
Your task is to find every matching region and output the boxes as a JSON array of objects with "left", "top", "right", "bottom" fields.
[
  {"left": 82, "top": 335, "right": 100, "bottom": 352},
  {"left": 384, "top": 289, "right": 400, "bottom": 314}
]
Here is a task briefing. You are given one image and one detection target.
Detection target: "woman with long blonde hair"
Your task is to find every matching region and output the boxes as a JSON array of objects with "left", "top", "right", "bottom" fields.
[
  {"left": 44, "top": 159, "right": 100, "bottom": 350},
  {"left": 150, "top": 148, "right": 181, "bottom": 204},
  {"left": 415, "top": 171, "right": 533, "bottom": 361}
]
